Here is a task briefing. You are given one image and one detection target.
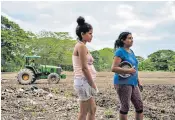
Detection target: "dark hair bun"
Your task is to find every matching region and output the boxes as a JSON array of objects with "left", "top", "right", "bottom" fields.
[{"left": 77, "top": 16, "right": 85, "bottom": 26}]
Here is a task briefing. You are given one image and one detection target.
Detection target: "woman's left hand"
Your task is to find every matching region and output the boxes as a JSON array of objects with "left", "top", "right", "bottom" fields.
[
  {"left": 138, "top": 80, "right": 143, "bottom": 92},
  {"left": 138, "top": 81, "right": 142, "bottom": 86}
]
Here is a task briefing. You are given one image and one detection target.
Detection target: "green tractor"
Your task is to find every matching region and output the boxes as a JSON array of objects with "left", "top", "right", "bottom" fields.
[{"left": 17, "top": 56, "right": 66, "bottom": 85}]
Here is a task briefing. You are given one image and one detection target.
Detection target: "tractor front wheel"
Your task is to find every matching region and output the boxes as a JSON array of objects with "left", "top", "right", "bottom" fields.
[
  {"left": 48, "top": 73, "right": 60, "bottom": 84},
  {"left": 17, "top": 69, "right": 35, "bottom": 85}
]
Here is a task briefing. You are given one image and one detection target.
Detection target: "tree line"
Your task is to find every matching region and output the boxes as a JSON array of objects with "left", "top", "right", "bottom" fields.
[{"left": 1, "top": 15, "right": 175, "bottom": 72}]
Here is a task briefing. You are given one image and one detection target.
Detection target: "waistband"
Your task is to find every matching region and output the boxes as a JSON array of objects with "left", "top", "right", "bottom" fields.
[{"left": 74, "top": 77, "right": 88, "bottom": 86}]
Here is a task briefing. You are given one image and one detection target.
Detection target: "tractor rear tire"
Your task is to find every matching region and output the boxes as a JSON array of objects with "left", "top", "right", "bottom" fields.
[
  {"left": 17, "top": 69, "right": 35, "bottom": 85},
  {"left": 48, "top": 73, "right": 60, "bottom": 84}
]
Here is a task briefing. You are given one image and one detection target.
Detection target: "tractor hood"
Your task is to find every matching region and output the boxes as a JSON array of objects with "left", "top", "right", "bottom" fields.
[{"left": 40, "top": 65, "right": 61, "bottom": 69}]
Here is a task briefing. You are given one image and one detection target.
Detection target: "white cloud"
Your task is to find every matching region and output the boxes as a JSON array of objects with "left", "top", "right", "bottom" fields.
[
  {"left": 84, "top": 15, "right": 101, "bottom": 36},
  {"left": 1, "top": 1, "right": 175, "bottom": 57},
  {"left": 168, "top": 2, "right": 175, "bottom": 20},
  {"left": 116, "top": 4, "right": 135, "bottom": 19},
  {"left": 157, "top": 1, "right": 175, "bottom": 20},
  {"left": 35, "top": 1, "right": 53, "bottom": 10},
  {"left": 39, "top": 14, "right": 52, "bottom": 19},
  {"left": 113, "top": 4, "right": 167, "bottom": 30},
  {"left": 132, "top": 33, "right": 163, "bottom": 41},
  {"left": 109, "top": 2, "right": 175, "bottom": 43},
  {"left": 1, "top": 12, "right": 39, "bottom": 32}
]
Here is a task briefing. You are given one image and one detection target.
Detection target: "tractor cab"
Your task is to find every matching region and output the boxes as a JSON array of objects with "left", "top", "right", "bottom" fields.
[
  {"left": 25, "top": 56, "right": 40, "bottom": 67},
  {"left": 25, "top": 56, "right": 41, "bottom": 75}
]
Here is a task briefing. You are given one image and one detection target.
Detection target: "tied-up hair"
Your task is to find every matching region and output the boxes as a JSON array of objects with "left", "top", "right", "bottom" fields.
[
  {"left": 76, "top": 16, "right": 93, "bottom": 41},
  {"left": 114, "top": 32, "right": 131, "bottom": 50}
]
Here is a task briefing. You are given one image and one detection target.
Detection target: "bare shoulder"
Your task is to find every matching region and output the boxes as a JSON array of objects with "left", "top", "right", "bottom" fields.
[
  {"left": 77, "top": 42, "right": 87, "bottom": 51},
  {"left": 73, "top": 42, "right": 87, "bottom": 56}
]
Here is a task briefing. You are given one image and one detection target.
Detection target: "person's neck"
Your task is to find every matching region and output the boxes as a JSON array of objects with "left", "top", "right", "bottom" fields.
[
  {"left": 79, "top": 40, "right": 86, "bottom": 45},
  {"left": 82, "top": 40, "right": 86, "bottom": 45},
  {"left": 123, "top": 46, "right": 130, "bottom": 52}
]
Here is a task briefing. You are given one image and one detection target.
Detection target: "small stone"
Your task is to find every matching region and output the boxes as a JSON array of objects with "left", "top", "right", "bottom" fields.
[
  {"left": 161, "top": 109, "right": 165, "bottom": 113},
  {"left": 1, "top": 96, "right": 5, "bottom": 100},
  {"left": 62, "top": 113, "right": 68, "bottom": 117},
  {"left": 17, "top": 95, "right": 22, "bottom": 98},
  {"left": 18, "top": 88, "right": 24, "bottom": 92},
  {"left": 5, "top": 89, "right": 13, "bottom": 93},
  {"left": 45, "top": 93, "right": 54, "bottom": 100}
]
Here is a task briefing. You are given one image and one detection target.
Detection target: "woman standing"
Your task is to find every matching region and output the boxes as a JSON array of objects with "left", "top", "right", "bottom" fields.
[
  {"left": 72, "top": 16, "right": 98, "bottom": 120},
  {"left": 111, "top": 32, "right": 143, "bottom": 120}
]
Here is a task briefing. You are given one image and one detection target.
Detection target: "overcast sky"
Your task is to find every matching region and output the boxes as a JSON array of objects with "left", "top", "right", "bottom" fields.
[{"left": 1, "top": 1, "right": 175, "bottom": 58}]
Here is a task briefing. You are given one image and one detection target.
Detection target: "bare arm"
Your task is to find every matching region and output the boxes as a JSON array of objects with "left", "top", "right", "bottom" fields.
[
  {"left": 111, "top": 57, "right": 135, "bottom": 74},
  {"left": 137, "top": 73, "right": 142, "bottom": 85},
  {"left": 78, "top": 44, "right": 96, "bottom": 88},
  {"left": 137, "top": 73, "right": 143, "bottom": 91}
]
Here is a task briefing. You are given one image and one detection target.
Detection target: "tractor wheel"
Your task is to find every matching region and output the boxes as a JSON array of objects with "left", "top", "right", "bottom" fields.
[
  {"left": 48, "top": 73, "right": 60, "bottom": 84},
  {"left": 17, "top": 69, "right": 35, "bottom": 85}
]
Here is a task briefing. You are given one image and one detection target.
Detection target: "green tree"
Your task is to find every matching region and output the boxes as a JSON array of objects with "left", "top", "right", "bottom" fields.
[
  {"left": 91, "top": 50, "right": 101, "bottom": 71},
  {"left": 27, "top": 33, "right": 76, "bottom": 67},
  {"left": 1, "top": 15, "right": 30, "bottom": 71},
  {"left": 136, "top": 56, "right": 144, "bottom": 63},
  {"left": 148, "top": 50, "right": 175, "bottom": 71},
  {"left": 168, "top": 55, "right": 175, "bottom": 72},
  {"left": 138, "top": 58, "right": 155, "bottom": 71}
]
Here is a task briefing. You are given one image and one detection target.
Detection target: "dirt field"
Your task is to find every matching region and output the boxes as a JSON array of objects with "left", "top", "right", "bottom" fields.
[{"left": 1, "top": 71, "right": 175, "bottom": 120}]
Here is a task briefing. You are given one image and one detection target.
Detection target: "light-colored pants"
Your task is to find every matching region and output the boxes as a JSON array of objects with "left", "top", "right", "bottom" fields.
[{"left": 74, "top": 77, "right": 98, "bottom": 101}]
